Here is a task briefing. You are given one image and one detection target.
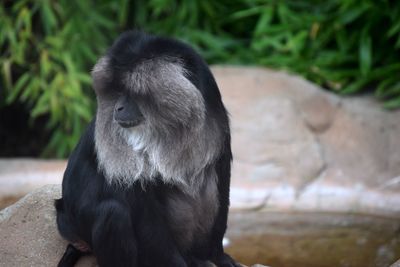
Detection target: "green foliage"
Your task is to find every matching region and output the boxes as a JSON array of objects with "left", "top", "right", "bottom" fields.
[
  {"left": 1, "top": 0, "right": 400, "bottom": 157},
  {"left": 133, "top": 0, "right": 400, "bottom": 106},
  {"left": 0, "top": 0, "right": 122, "bottom": 157}
]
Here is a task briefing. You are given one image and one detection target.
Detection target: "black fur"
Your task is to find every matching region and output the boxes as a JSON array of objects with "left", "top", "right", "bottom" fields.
[{"left": 55, "top": 31, "right": 238, "bottom": 267}]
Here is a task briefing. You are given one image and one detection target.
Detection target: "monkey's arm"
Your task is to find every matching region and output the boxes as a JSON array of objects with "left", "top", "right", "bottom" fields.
[
  {"left": 132, "top": 184, "right": 188, "bottom": 267},
  {"left": 209, "top": 140, "right": 240, "bottom": 267}
]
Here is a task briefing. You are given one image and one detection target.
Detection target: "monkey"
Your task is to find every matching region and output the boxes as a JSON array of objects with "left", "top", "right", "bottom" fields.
[{"left": 55, "top": 31, "right": 239, "bottom": 267}]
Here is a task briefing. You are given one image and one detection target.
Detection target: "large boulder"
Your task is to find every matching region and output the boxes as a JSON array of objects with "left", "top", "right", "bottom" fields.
[
  {"left": 392, "top": 259, "right": 400, "bottom": 267},
  {"left": 213, "top": 67, "right": 400, "bottom": 216},
  {"left": 0, "top": 185, "right": 96, "bottom": 267}
]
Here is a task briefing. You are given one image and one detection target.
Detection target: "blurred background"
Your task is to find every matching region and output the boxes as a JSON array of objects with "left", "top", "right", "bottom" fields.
[{"left": 1, "top": 1, "right": 400, "bottom": 267}]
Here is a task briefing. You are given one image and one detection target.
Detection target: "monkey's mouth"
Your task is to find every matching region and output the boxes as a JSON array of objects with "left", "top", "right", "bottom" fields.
[{"left": 116, "top": 119, "right": 143, "bottom": 128}]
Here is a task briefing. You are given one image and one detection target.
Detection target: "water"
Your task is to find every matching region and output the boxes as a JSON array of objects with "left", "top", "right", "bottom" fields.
[{"left": 225, "top": 211, "right": 400, "bottom": 267}]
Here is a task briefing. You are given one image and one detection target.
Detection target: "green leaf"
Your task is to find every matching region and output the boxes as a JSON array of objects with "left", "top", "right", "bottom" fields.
[
  {"left": 339, "top": 8, "right": 366, "bottom": 25},
  {"left": 229, "top": 6, "right": 262, "bottom": 20},
  {"left": 384, "top": 95, "right": 400, "bottom": 109},
  {"left": 31, "top": 90, "right": 51, "bottom": 118},
  {"left": 72, "top": 102, "right": 92, "bottom": 122},
  {"left": 6, "top": 73, "right": 30, "bottom": 104},
  {"left": 359, "top": 30, "right": 372, "bottom": 76},
  {"left": 253, "top": 7, "right": 273, "bottom": 37},
  {"left": 20, "top": 78, "right": 41, "bottom": 102},
  {"left": 40, "top": 1, "right": 58, "bottom": 34},
  {"left": 388, "top": 20, "right": 400, "bottom": 37},
  {"left": 341, "top": 78, "right": 371, "bottom": 94},
  {"left": 375, "top": 78, "right": 399, "bottom": 97},
  {"left": 2, "top": 59, "right": 12, "bottom": 90},
  {"left": 377, "top": 82, "right": 400, "bottom": 98}
]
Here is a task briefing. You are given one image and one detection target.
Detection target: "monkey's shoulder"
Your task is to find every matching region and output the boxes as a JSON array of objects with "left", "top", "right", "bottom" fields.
[{"left": 61, "top": 120, "right": 101, "bottom": 192}]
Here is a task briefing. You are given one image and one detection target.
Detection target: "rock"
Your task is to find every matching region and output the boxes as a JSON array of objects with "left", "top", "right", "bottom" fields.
[
  {"left": 0, "top": 184, "right": 97, "bottom": 267},
  {"left": 391, "top": 259, "right": 400, "bottom": 267},
  {"left": 213, "top": 66, "right": 400, "bottom": 216}
]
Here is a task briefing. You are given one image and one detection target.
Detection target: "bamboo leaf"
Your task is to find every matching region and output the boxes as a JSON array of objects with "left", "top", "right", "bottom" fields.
[
  {"left": 40, "top": 1, "right": 58, "bottom": 34},
  {"left": 6, "top": 73, "right": 30, "bottom": 104},
  {"left": 2, "top": 59, "right": 12, "bottom": 90},
  {"left": 384, "top": 95, "right": 400, "bottom": 109},
  {"left": 359, "top": 30, "right": 372, "bottom": 76}
]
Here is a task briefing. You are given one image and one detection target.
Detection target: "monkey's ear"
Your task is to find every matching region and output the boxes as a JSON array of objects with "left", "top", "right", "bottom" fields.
[
  {"left": 92, "top": 57, "right": 110, "bottom": 78},
  {"left": 92, "top": 57, "right": 113, "bottom": 94}
]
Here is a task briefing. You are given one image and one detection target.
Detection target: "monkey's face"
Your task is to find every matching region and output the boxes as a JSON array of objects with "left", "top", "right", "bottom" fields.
[
  {"left": 92, "top": 56, "right": 206, "bottom": 143},
  {"left": 92, "top": 56, "right": 216, "bottom": 186}
]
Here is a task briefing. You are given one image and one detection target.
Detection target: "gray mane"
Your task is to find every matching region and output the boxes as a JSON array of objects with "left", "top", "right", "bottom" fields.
[{"left": 92, "top": 57, "right": 223, "bottom": 195}]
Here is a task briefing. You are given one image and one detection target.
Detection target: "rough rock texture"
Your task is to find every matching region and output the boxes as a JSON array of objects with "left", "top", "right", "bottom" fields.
[
  {"left": 391, "top": 259, "right": 400, "bottom": 267},
  {"left": 213, "top": 67, "right": 400, "bottom": 216},
  {"left": 0, "top": 185, "right": 61, "bottom": 265},
  {"left": 0, "top": 185, "right": 97, "bottom": 267}
]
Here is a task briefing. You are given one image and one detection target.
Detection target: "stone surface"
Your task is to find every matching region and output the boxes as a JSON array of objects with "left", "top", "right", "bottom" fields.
[
  {"left": 0, "top": 185, "right": 97, "bottom": 267},
  {"left": 391, "top": 259, "right": 400, "bottom": 267},
  {"left": 0, "top": 185, "right": 64, "bottom": 266},
  {"left": 212, "top": 67, "right": 400, "bottom": 216},
  {"left": 1, "top": 66, "right": 400, "bottom": 216}
]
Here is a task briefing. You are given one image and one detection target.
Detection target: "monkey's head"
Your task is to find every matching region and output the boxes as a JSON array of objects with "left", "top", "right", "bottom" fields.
[{"left": 91, "top": 31, "right": 229, "bottom": 192}]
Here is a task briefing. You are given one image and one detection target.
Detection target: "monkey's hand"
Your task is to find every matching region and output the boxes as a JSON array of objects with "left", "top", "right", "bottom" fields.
[{"left": 213, "top": 253, "right": 242, "bottom": 267}]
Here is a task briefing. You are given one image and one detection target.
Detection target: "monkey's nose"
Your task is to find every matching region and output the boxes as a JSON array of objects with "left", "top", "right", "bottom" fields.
[
  {"left": 114, "top": 95, "right": 144, "bottom": 128},
  {"left": 114, "top": 105, "right": 144, "bottom": 128},
  {"left": 115, "top": 105, "right": 124, "bottom": 112}
]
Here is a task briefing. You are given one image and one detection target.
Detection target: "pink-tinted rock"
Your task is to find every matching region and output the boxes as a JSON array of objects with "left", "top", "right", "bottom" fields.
[
  {"left": 1, "top": 185, "right": 69, "bottom": 266},
  {"left": 0, "top": 185, "right": 98, "bottom": 266},
  {"left": 391, "top": 259, "right": 400, "bottom": 267},
  {"left": 213, "top": 66, "right": 400, "bottom": 216}
]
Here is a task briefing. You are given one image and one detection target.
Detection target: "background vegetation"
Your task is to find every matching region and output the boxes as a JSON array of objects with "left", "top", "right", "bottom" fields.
[{"left": 1, "top": 0, "right": 399, "bottom": 157}]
